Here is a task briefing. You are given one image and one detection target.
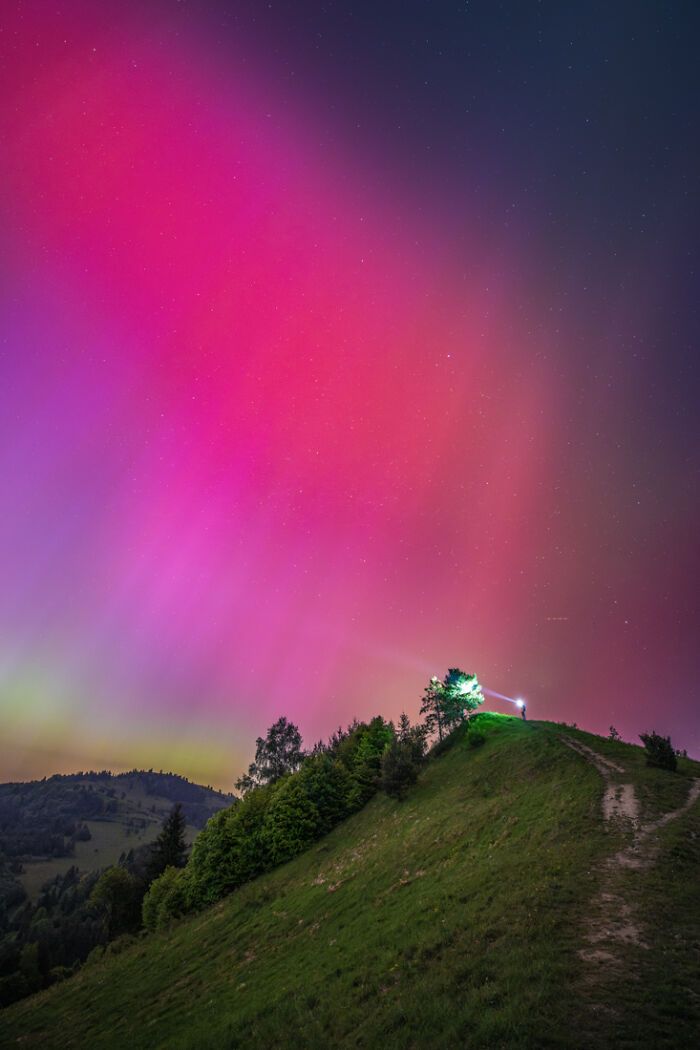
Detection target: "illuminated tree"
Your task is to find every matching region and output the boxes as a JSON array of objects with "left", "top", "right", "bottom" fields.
[
  {"left": 443, "top": 668, "right": 484, "bottom": 727},
  {"left": 420, "top": 669, "right": 484, "bottom": 740}
]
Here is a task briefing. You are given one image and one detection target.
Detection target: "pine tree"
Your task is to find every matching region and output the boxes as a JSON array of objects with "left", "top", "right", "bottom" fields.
[
  {"left": 397, "top": 712, "right": 412, "bottom": 741},
  {"left": 380, "top": 739, "right": 419, "bottom": 800},
  {"left": 147, "top": 803, "right": 187, "bottom": 883},
  {"left": 420, "top": 677, "right": 446, "bottom": 740}
]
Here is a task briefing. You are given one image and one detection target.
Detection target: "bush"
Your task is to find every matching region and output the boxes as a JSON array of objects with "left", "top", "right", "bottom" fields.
[
  {"left": 84, "top": 944, "right": 105, "bottom": 967},
  {"left": 468, "top": 730, "right": 486, "bottom": 749},
  {"left": 142, "top": 867, "right": 191, "bottom": 932},
  {"left": 48, "top": 964, "right": 72, "bottom": 984},
  {"left": 640, "top": 732, "right": 677, "bottom": 772}
]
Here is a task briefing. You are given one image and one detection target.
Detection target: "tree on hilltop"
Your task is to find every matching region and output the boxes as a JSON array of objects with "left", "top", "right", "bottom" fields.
[{"left": 420, "top": 668, "right": 484, "bottom": 741}]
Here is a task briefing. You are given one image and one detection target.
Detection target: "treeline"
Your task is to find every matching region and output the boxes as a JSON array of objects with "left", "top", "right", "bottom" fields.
[
  {"left": 22, "top": 770, "right": 230, "bottom": 798},
  {"left": 143, "top": 668, "right": 483, "bottom": 928},
  {"left": 144, "top": 715, "right": 400, "bottom": 928}
]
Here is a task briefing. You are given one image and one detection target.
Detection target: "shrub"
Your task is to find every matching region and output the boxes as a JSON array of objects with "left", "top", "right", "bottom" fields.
[
  {"left": 640, "top": 731, "right": 677, "bottom": 772},
  {"left": 48, "top": 965, "right": 72, "bottom": 984},
  {"left": 84, "top": 944, "right": 105, "bottom": 966},
  {"left": 468, "top": 730, "right": 486, "bottom": 749},
  {"left": 142, "top": 867, "right": 192, "bottom": 931}
]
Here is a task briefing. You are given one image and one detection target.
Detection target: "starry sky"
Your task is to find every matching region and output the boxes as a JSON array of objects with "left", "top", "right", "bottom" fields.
[{"left": 1, "top": 1, "right": 698, "bottom": 787}]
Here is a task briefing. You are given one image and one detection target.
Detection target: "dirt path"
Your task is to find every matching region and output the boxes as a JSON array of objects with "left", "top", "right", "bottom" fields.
[
  {"left": 560, "top": 736, "right": 700, "bottom": 973},
  {"left": 561, "top": 737, "right": 640, "bottom": 826}
]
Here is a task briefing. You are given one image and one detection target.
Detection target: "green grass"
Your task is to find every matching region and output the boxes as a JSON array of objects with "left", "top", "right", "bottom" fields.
[{"left": 2, "top": 715, "right": 698, "bottom": 1049}]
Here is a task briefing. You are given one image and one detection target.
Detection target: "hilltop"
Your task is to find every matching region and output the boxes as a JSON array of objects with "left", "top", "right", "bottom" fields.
[{"left": 2, "top": 715, "right": 699, "bottom": 1049}]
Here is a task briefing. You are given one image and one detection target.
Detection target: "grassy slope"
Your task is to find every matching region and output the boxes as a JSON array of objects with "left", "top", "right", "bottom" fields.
[
  {"left": 545, "top": 723, "right": 700, "bottom": 1048},
  {"left": 2, "top": 715, "right": 698, "bottom": 1049}
]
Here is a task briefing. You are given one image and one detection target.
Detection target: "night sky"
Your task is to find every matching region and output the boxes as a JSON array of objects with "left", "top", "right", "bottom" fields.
[{"left": 1, "top": 1, "right": 698, "bottom": 787}]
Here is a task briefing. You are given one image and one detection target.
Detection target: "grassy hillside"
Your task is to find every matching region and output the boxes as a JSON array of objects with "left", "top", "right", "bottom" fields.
[{"left": 2, "top": 715, "right": 699, "bottom": 1049}]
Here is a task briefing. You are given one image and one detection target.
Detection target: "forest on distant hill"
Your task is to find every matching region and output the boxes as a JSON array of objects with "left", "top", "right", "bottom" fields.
[{"left": 0, "top": 770, "right": 232, "bottom": 1006}]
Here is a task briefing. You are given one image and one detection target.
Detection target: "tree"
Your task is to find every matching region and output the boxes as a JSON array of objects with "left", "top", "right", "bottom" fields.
[
  {"left": 397, "top": 712, "right": 412, "bottom": 741},
  {"left": 380, "top": 714, "right": 427, "bottom": 800},
  {"left": 347, "top": 717, "right": 395, "bottom": 809},
  {"left": 420, "top": 677, "right": 446, "bottom": 741},
  {"left": 640, "top": 732, "right": 677, "bottom": 772},
  {"left": 142, "top": 866, "right": 191, "bottom": 932},
  {"left": 187, "top": 786, "right": 275, "bottom": 906},
  {"left": 443, "top": 668, "right": 484, "bottom": 727},
  {"left": 261, "top": 777, "right": 320, "bottom": 865},
  {"left": 420, "top": 669, "right": 484, "bottom": 740},
  {"left": 297, "top": 754, "right": 353, "bottom": 834},
  {"left": 397, "top": 712, "right": 428, "bottom": 763},
  {"left": 89, "top": 868, "right": 142, "bottom": 938},
  {"left": 236, "top": 717, "right": 305, "bottom": 793},
  {"left": 147, "top": 803, "right": 187, "bottom": 883}
]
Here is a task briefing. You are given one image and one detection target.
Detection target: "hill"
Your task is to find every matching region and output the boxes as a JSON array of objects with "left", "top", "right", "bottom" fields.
[
  {"left": 2, "top": 715, "right": 699, "bottom": 1049},
  {"left": 0, "top": 770, "right": 233, "bottom": 901}
]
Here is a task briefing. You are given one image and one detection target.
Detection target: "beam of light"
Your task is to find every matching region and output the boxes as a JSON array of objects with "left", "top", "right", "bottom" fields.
[{"left": 483, "top": 687, "right": 522, "bottom": 706}]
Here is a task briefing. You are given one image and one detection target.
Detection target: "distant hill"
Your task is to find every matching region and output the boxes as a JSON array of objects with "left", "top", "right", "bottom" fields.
[
  {"left": 0, "top": 770, "right": 233, "bottom": 901},
  {"left": 2, "top": 715, "right": 698, "bottom": 1048}
]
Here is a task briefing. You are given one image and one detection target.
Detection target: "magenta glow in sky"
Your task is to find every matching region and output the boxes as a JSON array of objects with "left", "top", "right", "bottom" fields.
[{"left": 1, "top": 2, "right": 698, "bottom": 786}]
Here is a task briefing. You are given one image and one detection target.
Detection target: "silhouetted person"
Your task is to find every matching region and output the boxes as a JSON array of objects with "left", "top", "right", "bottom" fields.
[{"left": 521, "top": 703, "right": 527, "bottom": 721}]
